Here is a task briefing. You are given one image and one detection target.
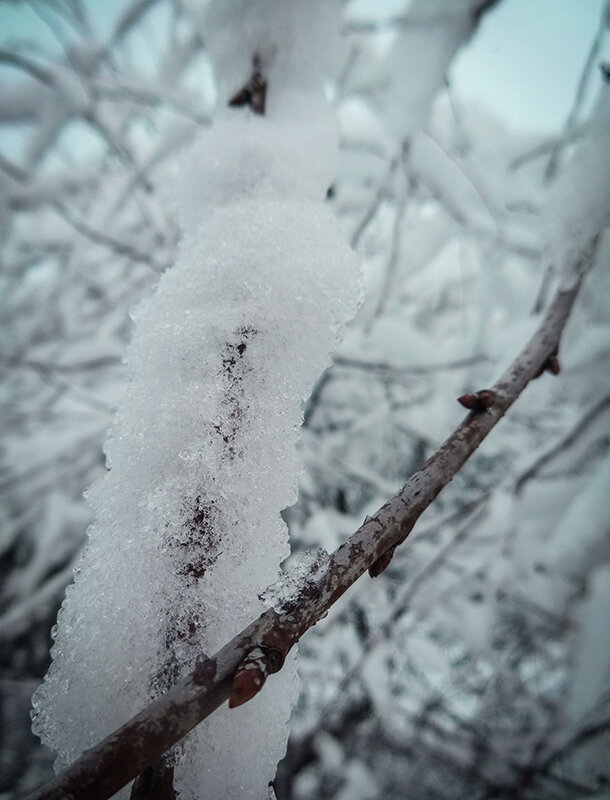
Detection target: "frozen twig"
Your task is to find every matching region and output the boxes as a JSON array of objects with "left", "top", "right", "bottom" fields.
[
  {"left": 23, "top": 237, "right": 598, "bottom": 800},
  {"left": 52, "top": 202, "right": 166, "bottom": 272},
  {"left": 365, "top": 141, "right": 414, "bottom": 328},
  {"left": 515, "top": 394, "right": 610, "bottom": 494},
  {"left": 349, "top": 147, "right": 404, "bottom": 249},
  {"left": 333, "top": 353, "right": 489, "bottom": 375},
  {"left": 544, "top": 2, "right": 608, "bottom": 181}
]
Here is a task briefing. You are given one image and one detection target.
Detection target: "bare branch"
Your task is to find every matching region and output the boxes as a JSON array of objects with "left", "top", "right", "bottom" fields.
[
  {"left": 349, "top": 147, "right": 403, "bottom": 249},
  {"left": 52, "top": 202, "right": 166, "bottom": 272},
  {"left": 24, "top": 237, "right": 598, "bottom": 800}
]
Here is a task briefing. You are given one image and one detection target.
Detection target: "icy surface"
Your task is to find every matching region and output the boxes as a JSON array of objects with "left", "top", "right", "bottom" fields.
[{"left": 31, "top": 2, "right": 358, "bottom": 797}]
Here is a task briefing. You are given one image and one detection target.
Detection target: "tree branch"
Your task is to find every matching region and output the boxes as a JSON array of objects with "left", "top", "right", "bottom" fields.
[
  {"left": 515, "top": 393, "right": 610, "bottom": 494},
  {"left": 24, "top": 239, "right": 597, "bottom": 800}
]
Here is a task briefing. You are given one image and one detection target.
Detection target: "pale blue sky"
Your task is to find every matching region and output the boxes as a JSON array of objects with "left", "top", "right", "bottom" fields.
[
  {"left": 0, "top": 0, "right": 607, "bottom": 134},
  {"left": 452, "top": 0, "right": 608, "bottom": 132}
]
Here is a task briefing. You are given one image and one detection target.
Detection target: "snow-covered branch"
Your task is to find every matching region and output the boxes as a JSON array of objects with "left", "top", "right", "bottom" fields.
[{"left": 24, "top": 238, "right": 597, "bottom": 800}]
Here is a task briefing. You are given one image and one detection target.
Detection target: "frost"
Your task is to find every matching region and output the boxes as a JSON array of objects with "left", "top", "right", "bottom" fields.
[{"left": 262, "top": 547, "right": 331, "bottom": 607}]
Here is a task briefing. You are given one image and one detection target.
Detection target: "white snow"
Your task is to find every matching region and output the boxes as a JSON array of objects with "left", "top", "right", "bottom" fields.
[
  {"left": 544, "top": 83, "right": 610, "bottom": 283},
  {"left": 204, "top": 0, "right": 342, "bottom": 108},
  {"left": 566, "top": 564, "right": 610, "bottom": 721},
  {"left": 174, "top": 93, "right": 340, "bottom": 228},
  {"left": 31, "top": 2, "right": 359, "bottom": 798},
  {"left": 377, "top": 0, "right": 478, "bottom": 138}
]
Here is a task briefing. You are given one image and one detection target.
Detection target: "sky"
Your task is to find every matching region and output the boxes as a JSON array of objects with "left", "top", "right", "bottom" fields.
[
  {"left": 0, "top": 0, "right": 608, "bottom": 135},
  {"left": 452, "top": 0, "right": 608, "bottom": 132}
]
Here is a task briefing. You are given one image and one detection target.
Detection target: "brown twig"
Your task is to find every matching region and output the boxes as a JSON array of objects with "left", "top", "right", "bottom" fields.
[{"left": 23, "top": 240, "right": 597, "bottom": 800}]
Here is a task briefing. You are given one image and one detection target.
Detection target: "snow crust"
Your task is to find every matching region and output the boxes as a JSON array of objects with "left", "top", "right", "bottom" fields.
[{"left": 32, "top": 2, "right": 358, "bottom": 798}]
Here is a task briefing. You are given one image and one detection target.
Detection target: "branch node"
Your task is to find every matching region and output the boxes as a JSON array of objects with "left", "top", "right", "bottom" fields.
[
  {"left": 260, "top": 627, "right": 292, "bottom": 672},
  {"left": 533, "top": 350, "right": 561, "bottom": 379},
  {"left": 228, "top": 55, "right": 267, "bottom": 115},
  {"left": 193, "top": 654, "right": 216, "bottom": 686},
  {"left": 457, "top": 389, "right": 497, "bottom": 412},
  {"left": 369, "top": 546, "right": 396, "bottom": 578},
  {"left": 228, "top": 648, "right": 269, "bottom": 708}
]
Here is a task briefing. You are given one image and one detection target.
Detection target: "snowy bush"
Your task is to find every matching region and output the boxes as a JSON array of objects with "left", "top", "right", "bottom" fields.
[{"left": 1, "top": 1, "right": 609, "bottom": 799}]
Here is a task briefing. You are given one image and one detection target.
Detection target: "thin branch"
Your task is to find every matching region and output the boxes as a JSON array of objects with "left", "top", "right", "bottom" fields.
[
  {"left": 313, "top": 506, "right": 489, "bottom": 715},
  {"left": 0, "top": 353, "right": 121, "bottom": 374},
  {"left": 349, "top": 147, "right": 403, "bottom": 249},
  {"left": 541, "top": 705, "right": 610, "bottom": 772},
  {"left": 24, "top": 238, "right": 598, "bottom": 800},
  {"left": 0, "top": 353, "right": 112, "bottom": 413},
  {"left": 333, "top": 353, "right": 489, "bottom": 375},
  {"left": 544, "top": 3, "right": 608, "bottom": 181},
  {"left": 343, "top": 2, "right": 501, "bottom": 36},
  {"left": 515, "top": 394, "right": 610, "bottom": 494},
  {"left": 111, "top": 0, "right": 165, "bottom": 45},
  {"left": 509, "top": 127, "right": 585, "bottom": 172},
  {"left": 0, "top": 48, "right": 53, "bottom": 85},
  {"left": 52, "top": 202, "right": 166, "bottom": 272},
  {"left": 365, "top": 141, "right": 414, "bottom": 329}
]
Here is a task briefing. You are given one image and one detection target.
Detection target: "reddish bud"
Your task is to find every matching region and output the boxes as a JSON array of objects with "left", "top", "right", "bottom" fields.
[
  {"left": 534, "top": 351, "right": 561, "bottom": 379},
  {"left": 261, "top": 628, "right": 291, "bottom": 673},
  {"left": 229, "top": 661, "right": 267, "bottom": 708},
  {"left": 228, "top": 71, "right": 267, "bottom": 115},
  {"left": 369, "top": 547, "right": 395, "bottom": 578},
  {"left": 457, "top": 393, "right": 478, "bottom": 410},
  {"left": 229, "top": 646, "right": 276, "bottom": 708},
  {"left": 547, "top": 355, "right": 561, "bottom": 375},
  {"left": 457, "top": 389, "right": 496, "bottom": 412}
]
